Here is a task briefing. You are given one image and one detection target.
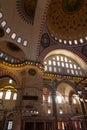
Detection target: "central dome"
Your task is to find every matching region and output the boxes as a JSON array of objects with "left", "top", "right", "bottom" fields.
[{"left": 46, "top": 0, "right": 87, "bottom": 45}]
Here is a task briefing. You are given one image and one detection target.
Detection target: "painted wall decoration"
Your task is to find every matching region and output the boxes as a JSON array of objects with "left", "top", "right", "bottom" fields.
[
  {"left": 16, "top": 0, "right": 37, "bottom": 24},
  {"left": 62, "top": 0, "right": 83, "bottom": 13},
  {"left": 23, "top": 0, "right": 37, "bottom": 19},
  {"left": 28, "top": 68, "right": 36, "bottom": 76},
  {"left": 41, "top": 33, "right": 50, "bottom": 48}
]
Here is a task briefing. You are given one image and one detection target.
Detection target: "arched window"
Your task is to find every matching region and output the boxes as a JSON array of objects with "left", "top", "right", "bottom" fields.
[
  {"left": 56, "top": 92, "right": 64, "bottom": 104},
  {"left": 0, "top": 92, "right": 3, "bottom": 99},
  {"left": 5, "top": 90, "right": 11, "bottom": 100},
  {"left": 44, "top": 54, "right": 85, "bottom": 77},
  {"left": 13, "top": 93, "right": 17, "bottom": 100},
  {"left": 56, "top": 95, "right": 62, "bottom": 104}
]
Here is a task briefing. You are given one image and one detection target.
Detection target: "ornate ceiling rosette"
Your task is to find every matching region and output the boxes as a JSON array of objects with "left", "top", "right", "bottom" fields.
[
  {"left": 46, "top": 0, "right": 87, "bottom": 45},
  {"left": 28, "top": 68, "right": 37, "bottom": 76},
  {"left": 16, "top": 0, "right": 37, "bottom": 24},
  {"left": 41, "top": 33, "right": 50, "bottom": 48}
]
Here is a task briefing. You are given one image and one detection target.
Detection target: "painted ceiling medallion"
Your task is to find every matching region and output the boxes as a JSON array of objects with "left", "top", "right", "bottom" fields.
[
  {"left": 63, "top": 0, "right": 83, "bottom": 13},
  {"left": 16, "top": 0, "right": 37, "bottom": 24},
  {"left": 28, "top": 68, "right": 36, "bottom": 76},
  {"left": 41, "top": 33, "right": 50, "bottom": 48}
]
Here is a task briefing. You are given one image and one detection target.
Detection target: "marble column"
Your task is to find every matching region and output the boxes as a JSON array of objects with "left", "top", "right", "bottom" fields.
[{"left": 51, "top": 81, "right": 58, "bottom": 130}]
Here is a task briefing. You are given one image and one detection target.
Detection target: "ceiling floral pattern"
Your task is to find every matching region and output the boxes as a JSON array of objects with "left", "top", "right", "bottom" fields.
[{"left": 46, "top": 0, "right": 87, "bottom": 44}]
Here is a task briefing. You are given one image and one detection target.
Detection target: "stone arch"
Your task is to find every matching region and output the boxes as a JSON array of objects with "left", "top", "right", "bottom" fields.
[
  {"left": 44, "top": 83, "right": 53, "bottom": 91},
  {"left": 0, "top": 71, "right": 21, "bottom": 88},
  {"left": 43, "top": 78, "right": 84, "bottom": 95},
  {"left": 55, "top": 79, "right": 82, "bottom": 92},
  {"left": 38, "top": 46, "right": 87, "bottom": 73}
]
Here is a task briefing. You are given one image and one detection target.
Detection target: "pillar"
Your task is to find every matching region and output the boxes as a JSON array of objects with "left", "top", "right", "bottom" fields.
[{"left": 51, "top": 81, "right": 58, "bottom": 130}]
